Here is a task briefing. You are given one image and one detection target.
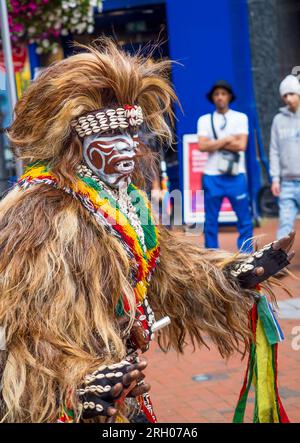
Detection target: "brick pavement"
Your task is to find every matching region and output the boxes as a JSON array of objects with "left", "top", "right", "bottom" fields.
[{"left": 145, "top": 218, "right": 300, "bottom": 423}]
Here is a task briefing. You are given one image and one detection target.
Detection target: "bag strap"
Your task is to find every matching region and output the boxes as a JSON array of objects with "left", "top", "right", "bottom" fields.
[
  {"left": 210, "top": 113, "right": 218, "bottom": 140},
  {"left": 211, "top": 112, "right": 240, "bottom": 162}
]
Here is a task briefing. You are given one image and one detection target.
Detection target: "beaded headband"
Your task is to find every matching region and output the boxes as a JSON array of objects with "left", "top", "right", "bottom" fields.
[{"left": 70, "top": 104, "right": 144, "bottom": 138}]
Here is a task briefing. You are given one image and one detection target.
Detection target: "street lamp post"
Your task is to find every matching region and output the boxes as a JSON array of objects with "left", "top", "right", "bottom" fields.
[
  {"left": 0, "top": 103, "right": 8, "bottom": 194},
  {"left": 0, "top": 0, "right": 23, "bottom": 178}
]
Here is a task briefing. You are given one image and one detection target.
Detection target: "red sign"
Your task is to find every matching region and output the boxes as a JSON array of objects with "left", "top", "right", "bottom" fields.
[
  {"left": 0, "top": 45, "right": 27, "bottom": 73},
  {"left": 183, "top": 134, "right": 237, "bottom": 224}
]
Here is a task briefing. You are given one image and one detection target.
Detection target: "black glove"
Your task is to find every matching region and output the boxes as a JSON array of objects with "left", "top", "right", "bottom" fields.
[
  {"left": 229, "top": 242, "right": 290, "bottom": 289},
  {"left": 77, "top": 360, "right": 131, "bottom": 419}
]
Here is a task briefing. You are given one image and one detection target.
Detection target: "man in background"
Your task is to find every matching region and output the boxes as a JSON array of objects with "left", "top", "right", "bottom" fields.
[
  {"left": 270, "top": 74, "right": 300, "bottom": 239},
  {"left": 197, "top": 80, "right": 253, "bottom": 251}
]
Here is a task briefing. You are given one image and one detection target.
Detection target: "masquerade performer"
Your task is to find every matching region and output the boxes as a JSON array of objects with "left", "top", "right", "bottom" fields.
[{"left": 0, "top": 40, "right": 295, "bottom": 423}]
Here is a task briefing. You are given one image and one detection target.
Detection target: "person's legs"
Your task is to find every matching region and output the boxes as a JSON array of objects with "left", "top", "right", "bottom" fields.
[
  {"left": 203, "top": 175, "right": 223, "bottom": 248},
  {"left": 226, "top": 174, "right": 253, "bottom": 252},
  {"left": 277, "top": 181, "right": 299, "bottom": 239}
]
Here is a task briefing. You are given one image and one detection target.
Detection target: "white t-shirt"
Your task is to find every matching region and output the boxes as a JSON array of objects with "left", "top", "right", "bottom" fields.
[{"left": 197, "top": 109, "right": 249, "bottom": 175}]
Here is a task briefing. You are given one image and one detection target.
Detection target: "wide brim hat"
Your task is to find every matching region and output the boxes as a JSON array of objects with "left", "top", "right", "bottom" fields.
[{"left": 206, "top": 80, "right": 236, "bottom": 103}]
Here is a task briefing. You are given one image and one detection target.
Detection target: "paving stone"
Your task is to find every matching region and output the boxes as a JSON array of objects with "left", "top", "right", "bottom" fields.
[
  {"left": 278, "top": 298, "right": 300, "bottom": 319},
  {"left": 279, "top": 298, "right": 300, "bottom": 309},
  {"left": 279, "top": 387, "right": 300, "bottom": 399},
  {"left": 192, "top": 372, "right": 228, "bottom": 382}
]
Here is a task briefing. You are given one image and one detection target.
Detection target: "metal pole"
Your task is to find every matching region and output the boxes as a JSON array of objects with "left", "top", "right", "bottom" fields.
[
  {"left": 0, "top": 105, "right": 8, "bottom": 195},
  {"left": 0, "top": 0, "right": 23, "bottom": 177}
]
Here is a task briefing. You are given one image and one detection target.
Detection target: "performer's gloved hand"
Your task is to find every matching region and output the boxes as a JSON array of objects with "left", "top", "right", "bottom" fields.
[
  {"left": 77, "top": 359, "right": 150, "bottom": 419},
  {"left": 228, "top": 231, "right": 295, "bottom": 289}
]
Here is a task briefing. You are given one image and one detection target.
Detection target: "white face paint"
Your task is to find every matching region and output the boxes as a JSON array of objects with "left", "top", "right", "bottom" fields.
[{"left": 83, "top": 132, "right": 139, "bottom": 188}]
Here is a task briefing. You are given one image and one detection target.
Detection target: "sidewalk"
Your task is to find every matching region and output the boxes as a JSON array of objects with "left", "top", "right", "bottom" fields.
[{"left": 146, "top": 218, "right": 300, "bottom": 423}]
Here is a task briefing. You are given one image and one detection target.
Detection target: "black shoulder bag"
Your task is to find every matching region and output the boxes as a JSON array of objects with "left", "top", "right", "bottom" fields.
[{"left": 211, "top": 113, "right": 240, "bottom": 176}]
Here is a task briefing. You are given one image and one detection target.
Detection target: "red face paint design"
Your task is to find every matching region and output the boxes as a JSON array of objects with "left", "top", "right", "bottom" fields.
[{"left": 83, "top": 133, "right": 139, "bottom": 188}]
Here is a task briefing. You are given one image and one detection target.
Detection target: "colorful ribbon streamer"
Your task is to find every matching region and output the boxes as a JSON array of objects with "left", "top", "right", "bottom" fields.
[{"left": 233, "top": 295, "right": 289, "bottom": 423}]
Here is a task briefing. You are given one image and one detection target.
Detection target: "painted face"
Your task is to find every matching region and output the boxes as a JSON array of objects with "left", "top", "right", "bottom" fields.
[{"left": 83, "top": 132, "right": 139, "bottom": 188}]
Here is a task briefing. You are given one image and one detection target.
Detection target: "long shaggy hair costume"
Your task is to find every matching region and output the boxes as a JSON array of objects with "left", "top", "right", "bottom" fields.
[{"left": 0, "top": 39, "right": 258, "bottom": 423}]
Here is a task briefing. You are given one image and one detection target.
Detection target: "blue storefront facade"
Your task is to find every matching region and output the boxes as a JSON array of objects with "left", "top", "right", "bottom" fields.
[{"left": 100, "top": 0, "right": 265, "bottom": 222}]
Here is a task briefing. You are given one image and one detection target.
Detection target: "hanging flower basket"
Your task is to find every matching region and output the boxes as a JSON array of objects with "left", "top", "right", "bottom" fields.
[{"left": 3, "top": 0, "right": 103, "bottom": 55}]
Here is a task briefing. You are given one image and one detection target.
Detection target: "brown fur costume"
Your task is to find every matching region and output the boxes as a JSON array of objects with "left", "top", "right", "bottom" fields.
[{"left": 0, "top": 39, "right": 259, "bottom": 422}]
